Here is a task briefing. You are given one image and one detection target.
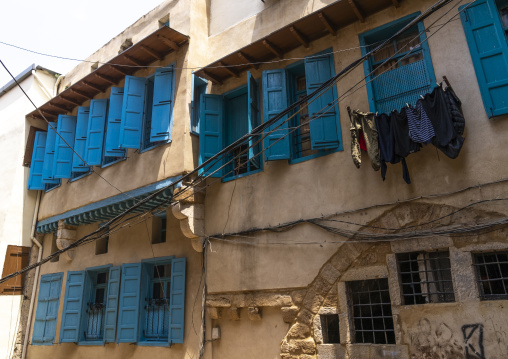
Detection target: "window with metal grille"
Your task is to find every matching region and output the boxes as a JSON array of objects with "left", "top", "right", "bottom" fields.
[
  {"left": 320, "top": 314, "right": 340, "bottom": 344},
  {"left": 84, "top": 271, "right": 108, "bottom": 341},
  {"left": 144, "top": 263, "right": 171, "bottom": 341},
  {"left": 347, "top": 278, "right": 395, "bottom": 344},
  {"left": 474, "top": 252, "right": 508, "bottom": 300},
  {"left": 397, "top": 251, "right": 455, "bottom": 305}
]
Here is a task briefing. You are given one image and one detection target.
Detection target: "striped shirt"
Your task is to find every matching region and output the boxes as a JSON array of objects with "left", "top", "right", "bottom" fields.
[{"left": 406, "top": 100, "right": 435, "bottom": 143}]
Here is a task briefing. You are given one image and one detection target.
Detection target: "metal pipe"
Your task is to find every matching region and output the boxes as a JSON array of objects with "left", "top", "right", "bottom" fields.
[{"left": 21, "top": 191, "right": 42, "bottom": 359}]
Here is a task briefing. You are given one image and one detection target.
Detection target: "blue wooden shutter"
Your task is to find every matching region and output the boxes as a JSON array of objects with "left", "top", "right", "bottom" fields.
[
  {"left": 248, "top": 71, "right": 260, "bottom": 166},
  {"left": 28, "top": 132, "right": 47, "bottom": 190},
  {"left": 304, "top": 52, "right": 342, "bottom": 150},
  {"left": 105, "top": 87, "right": 126, "bottom": 157},
  {"left": 262, "top": 69, "right": 290, "bottom": 160},
  {"left": 120, "top": 76, "right": 147, "bottom": 149},
  {"left": 42, "top": 124, "right": 59, "bottom": 184},
  {"left": 169, "top": 258, "right": 186, "bottom": 344},
  {"left": 191, "top": 76, "right": 207, "bottom": 134},
  {"left": 461, "top": 0, "right": 508, "bottom": 117},
  {"left": 60, "top": 271, "right": 86, "bottom": 343},
  {"left": 53, "top": 115, "right": 77, "bottom": 179},
  {"left": 151, "top": 67, "right": 174, "bottom": 142},
  {"left": 72, "top": 107, "right": 90, "bottom": 172},
  {"left": 104, "top": 266, "right": 121, "bottom": 343},
  {"left": 32, "top": 273, "right": 63, "bottom": 345},
  {"left": 85, "top": 99, "right": 108, "bottom": 165},
  {"left": 117, "top": 263, "right": 142, "bottom": 343},
  {"left": 199, "top": 94, "right": 223, "bottom": 177}
]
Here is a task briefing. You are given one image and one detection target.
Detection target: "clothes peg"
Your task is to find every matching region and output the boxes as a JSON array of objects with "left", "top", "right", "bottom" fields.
[
  {"left": 420, "top": 95, "right": 424, "bottom": 99},
  {"left": 406, "top": 103, "right": 410, "bottom": 108}
]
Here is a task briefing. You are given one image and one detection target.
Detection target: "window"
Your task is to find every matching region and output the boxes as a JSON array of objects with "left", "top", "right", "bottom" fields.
[
  {"left": 32, "top": 272, "right": 63, "bottom": 345},
  {"left": 199, "top": 72, "right": 261, "bottom": 179},
  {"left": 60, "top": 266, "right": 120, "bottom": 344},
  {"left": 397, "top": 251, "right": 455, "bottom": 305},
  {"left": 473, "top": 252, "right": 508, "bottom": 300},
  {"left": 263, "top": 49, "right": 343, "bottom": 163},
  {"left": 27, "top": 129, "right": 62, "bottom": 191},
  {"left": 152, "top": 213, "right": 167, "bottom": 244},
  {"left": 320, "top": 314, "right": 340, "bottom": 344},
  {"left": 117, "top": 257, "right": 186, "bottom": 345},
  {"left": 460, "top": 0, "right": 508, "bottom": 117},
  {"left": 0, "top": 245, "right": 30, "bottom": 295},
  {"left": 95, "top": 226, "right": 109, "bottom": 255},
  {"left": 50, "top": 233, "right": 59, "bottom": 263},
  {"left": 359, "top": 13, "right": 436, "bottom": 114},
  {"left": 191, "top": 75, "right": 207, "bottom": 135},
  {"left": 347, "top": 278, "right": 395, "bottom": 345}
]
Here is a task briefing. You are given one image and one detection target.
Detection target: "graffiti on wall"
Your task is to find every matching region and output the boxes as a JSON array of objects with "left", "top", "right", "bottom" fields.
[
  {"left": 409, "top": 318, "right": 464, "bottom": 359},
  {"left": 462, "top": 324, "right": 485, "bottom": 359}
]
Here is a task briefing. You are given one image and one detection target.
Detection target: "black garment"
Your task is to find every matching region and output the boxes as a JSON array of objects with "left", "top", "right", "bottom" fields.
[
  {"left": 421, "top": 85, "right": 465, "bottom": 159},
  {"left": 391, "top": 108, "right": 421, "bottom": 157}
]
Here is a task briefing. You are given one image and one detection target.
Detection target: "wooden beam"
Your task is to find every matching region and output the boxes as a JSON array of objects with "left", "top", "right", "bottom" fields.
[
  {"left": 40, "top": 109, "right": 60, "bottom": 117},
  {"left": 60, "top": 95, "right": 82, "bottom": 107},
  {"left": 49, "top": 102, "right": 69, "bottom": 112},
  {"left": 109, "top": 65, "right": 129, "bottom": 76},
  {"left": 392, "top": 0, "right": 400, "bottom": 8},
  {"left": 69, "top": 88, "right": 90, "bottom": 99},
  {"left": 203, "top": 70, "right": 222, "bottom": 85},
  {"left": 237, "top": 52, "right": 259, "bottom": 70},
  {"left": 289, "top": 26, "right": 309, "bottom": 48},
  {"left": 95, "top": 73, "right": 117, "bottom": 85},
  {"left": 140, "top": 45, "right": 164, "bottom": 61},
  {"left": 82, "top": 81, "right": 104, "bottom": 93},
  {"left": 218, "top": 61, "right": 239, "bottom": 78},
  {"left": 263, "top": 40, "right": 283, "bottom": 59},
  {"left": 124, "top": 55, "right": 143, "bottom": 67},
  {"left": 318, "top": 12, "right": 336, "bottom": 36},
  {"left": 348, "top": 0, "right": 365, "bottom": 22},
  {"left": 157, "top": 34, "right": 179, "bottom": 51}
]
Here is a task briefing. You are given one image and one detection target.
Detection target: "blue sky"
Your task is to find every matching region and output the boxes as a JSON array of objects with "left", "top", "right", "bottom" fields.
[{"left": 0, "top": 0, "right": 165, "bottom": 87}]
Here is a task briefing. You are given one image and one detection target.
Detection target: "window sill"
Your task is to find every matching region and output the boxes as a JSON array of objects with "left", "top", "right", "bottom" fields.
[
  {"left": 137, "top": 341, "right": 170, "bottom": 347},
  {"left": 289, "top": 147, "right": 342, "bottom": 165},
  {"left": 44, "top": 182, "right": 61, "bottom": 192},
  {"left": 78, "top": 340, "right": 105, "bottom": 346},
  {"left": 31, "top": 341, "right": 55, "bottom": 346},
  {"left": 222, "top": 167, "right": 263, "bottom": 183},
  {"left": 139, "top": 139, "right": 170, "bottom": 154},
  {"left": 101, "top": 156, "right": 127, "bottom": 168},
  {"left": 70, "top": 171, "right": 92, "bottom": 182}
]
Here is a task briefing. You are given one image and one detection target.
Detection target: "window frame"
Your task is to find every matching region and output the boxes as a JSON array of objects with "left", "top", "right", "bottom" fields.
[
  {"left": 473, "top": 251, "right": 508, "bottom": 300},
  {"left": 191, "top": 74, "right": 207, "bottom": 136}
]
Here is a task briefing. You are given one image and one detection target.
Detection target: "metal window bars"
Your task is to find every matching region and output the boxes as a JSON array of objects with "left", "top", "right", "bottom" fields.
[
  {"left": 84, "top": 302, "right": 105, "bottom": 340},
  {"left": 347, "top": 278, "right": 395, "bottom": 345},
  {"left": 397, "top": 251, "right": 455, "bottom": 305},
  {"left": 144, "top": 298, "right": 170, "bottom": 340},
  {"left": 474, "top": 252, "right": 508, "bottom": 300}
]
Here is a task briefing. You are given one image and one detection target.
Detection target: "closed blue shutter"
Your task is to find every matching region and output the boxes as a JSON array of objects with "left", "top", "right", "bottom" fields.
[
  {"left": 72, "top": 107, "right": 90, "bottom": 172},
  {"left": 53, "top": 115, "right": 77, "bottom": 179},
  {"left": 42, "top": 124, "right": 59, "bottom": 184},
  {"left": 60, "top": 271, "right": 86, "bottom": 343},
  {"left": 304, "top": 52, "right": 342, "bottom": 150},
  {"left": 248, "top": 71, "right": 260, "bottom": 166},
  {"left": 169, "top": 258, "right": 186, "bottom": 344},
  {"left": 85, "top": 99, "right": 108, "bottom": 165},
  {"left": 199, "top": 94, "right": 223, "bottom": 177},
  {"left": 120, "top": 76, "right": 147, "bottom": 149},
  {"left": 151, "top": 67, "right": 174, "bottom": 142},
  {"left": 262, "top": 69, "right": 290, "bottom": 160},
  {"left": 461, "top": 0, "right": 508, "bottom": 117},
  {"left": 32, "top": 273, "right": 63, "bottom": 345},
  {"left": 104, "top": 266, "right": 121, "bottom": 343},
  {"left": 117, "top": 263, "right": 142, "bottom": 343},
  {"left": 105, "top": 87, "right": 126, "bottom": 157},
  {"left": 28, "top": 132, "right": 47, "bottom": 190}
]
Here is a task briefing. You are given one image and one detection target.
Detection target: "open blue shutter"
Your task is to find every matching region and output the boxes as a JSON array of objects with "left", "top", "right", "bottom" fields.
[
  {"left": 304, "top": 52, "right": 342, "bottom": 150},
  {"left": 460, "top": 0, "right": 508, "bottom": 117},
  {"left": 28, "top": 132, "right": 47, "bottom": 190},
  {"left": 32, "top": 273, "right": 63, "bottom": 345},
  {"left": 104, "top": 266, "right": 121, "bottom": 343},
  {"left": 60, "top": 271, "right": 85, "bottom": 343},
  {"left": 105, "top": 87, "right": 126, "bottom": 157},
  {"left": 199, "top": 94, "right": 223, "bottom": 177},
  {"left": 42, "top": 124, "right": 59, "bottom": 184},
  {"left": 53, "top": 115, "right": 77, "bottom": 179},
  {"left": 117, "top": 263, "right": 142, "bottom": 343},
  {"left": 120, "top": 76, "right": 147, "bottom": 149},
  {"left": 169, "top": 258, "right": 186, "bottom": 344},
  {"left": 84, "top": 99, "right": 108, "bottom": 165},
  {"left": 151, "top": 67, "right": 174, "bottom": 142},
  {"left": 262, "top": 69, "right": 290, "bottom": 160},
  {"left": 191, "top": 76, "right": 207, "bottom": 134},
  {"left": 72, "top": 107, "right": 90, "bottom": 172},
  {"left": 248, "top": 71, "right": 260, "bottom": 166}
]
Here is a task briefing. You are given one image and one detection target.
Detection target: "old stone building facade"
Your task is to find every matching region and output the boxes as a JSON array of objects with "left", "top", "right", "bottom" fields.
[{"left": 13, "top": 0, "right": 508, "bottom": 358}]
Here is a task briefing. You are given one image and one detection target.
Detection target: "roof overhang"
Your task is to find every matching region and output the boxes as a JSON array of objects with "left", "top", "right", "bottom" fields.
[
  {"left": 195, "top": 0, "right": 400, "bottom": 84},
  {"left": 28, "top": 26, "right": 189, "bottom": 121}
]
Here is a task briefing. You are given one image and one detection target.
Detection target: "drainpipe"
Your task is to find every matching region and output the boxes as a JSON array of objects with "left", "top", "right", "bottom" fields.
[{"left": 21, "top": 191, "right": 42, "bottom": 359}]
